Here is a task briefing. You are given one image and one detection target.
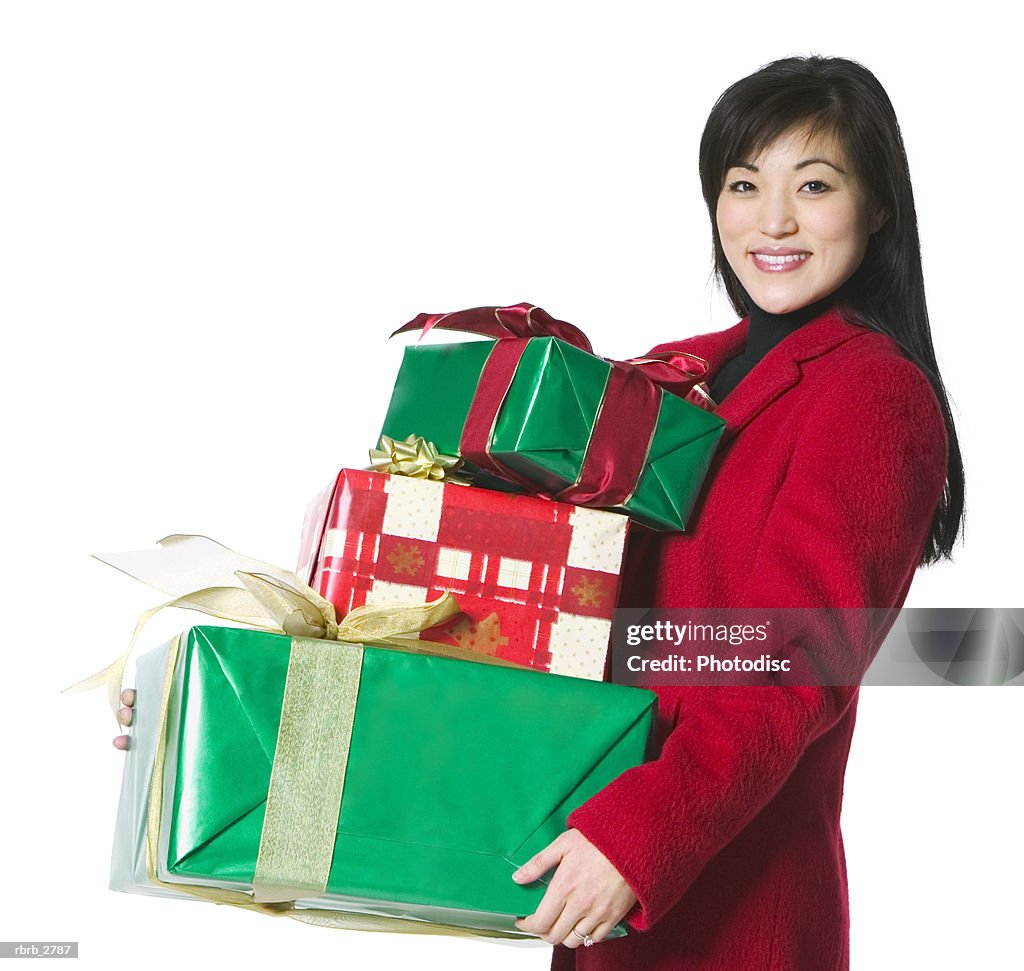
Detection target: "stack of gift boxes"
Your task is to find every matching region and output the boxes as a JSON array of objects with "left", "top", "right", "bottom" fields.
[{"left": 106, "top": 304, "right": 726, "bottom": 939}]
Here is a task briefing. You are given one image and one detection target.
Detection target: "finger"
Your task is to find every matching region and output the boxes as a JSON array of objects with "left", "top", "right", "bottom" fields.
[
  {"left": 585, "top": 917, "right": 619, "bottom": 946},
  {"left": 549, "top": 905, "right": 591, "bottom": 949},
  {"left": 560, "top": 922, "right": 596, "bottom": 950},
  {"left": 515, "top": 892, "right": 569, "bottom": 939},
  {"left": 121, "top": 688, "right": 135, "bottom": 707},
  {"left": 511, "top": 850, "right": 558, "bottom": 884},
  {"left": 112, "top": 735, "right": 129, "bottom": 751},
  {"left": 563, "top": 911, "right": 608, "bottom": 949},
  {"left": 118, "top": 706, "right": 133, "bottom": 726},
  {"left": 512, "top": 837, "right": 568, "bottom": 885}
]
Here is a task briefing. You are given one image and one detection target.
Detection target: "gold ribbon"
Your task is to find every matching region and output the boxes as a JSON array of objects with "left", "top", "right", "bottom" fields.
[
  {"left": 369, "top": 434, "right": 464, "bottom": 481},
  {"left": 253, "top": 637, "right": 364, "bottom": 903},
  {"left": 65, "top": 533, "right": 516, "bottom": 720}
]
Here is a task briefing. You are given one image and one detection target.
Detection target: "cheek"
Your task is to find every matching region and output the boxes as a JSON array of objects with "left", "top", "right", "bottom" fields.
[
  {"left": 816, "top": 202, "right": 871, "bottom": 252},
  {"left": 715, "top": 200, "right": 746, "bottom": 251}
]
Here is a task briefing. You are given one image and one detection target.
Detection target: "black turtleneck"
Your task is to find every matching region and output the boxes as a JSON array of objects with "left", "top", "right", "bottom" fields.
[{"left": 708, "top": 295, "right": 834, "bottom": 403}]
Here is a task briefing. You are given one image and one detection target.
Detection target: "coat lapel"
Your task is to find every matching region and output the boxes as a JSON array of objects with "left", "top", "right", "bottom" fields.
[{"left": 650, "top": 310, "right": 870, "bottom": 435}]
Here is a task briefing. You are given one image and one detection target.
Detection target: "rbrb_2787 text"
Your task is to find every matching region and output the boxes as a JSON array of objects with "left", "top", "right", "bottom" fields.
[
  {"left": 626, "top": 654, "right": 792, "bottom": 673},
  {"left": 625, "top": 621, "right": 770, "bottom": 647}
]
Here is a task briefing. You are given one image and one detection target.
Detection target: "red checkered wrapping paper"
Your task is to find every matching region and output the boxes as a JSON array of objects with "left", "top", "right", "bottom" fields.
[{"left": 296, "top": 469, "right": 630, "bottom": 680}]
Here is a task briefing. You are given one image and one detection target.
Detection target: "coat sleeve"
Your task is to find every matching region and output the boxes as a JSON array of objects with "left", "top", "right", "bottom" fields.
[{"left": 564, "top": 354, "right": 949, "bottom": 931}]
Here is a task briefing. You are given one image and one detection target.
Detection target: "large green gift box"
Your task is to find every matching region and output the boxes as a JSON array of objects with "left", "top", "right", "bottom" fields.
[
  {"left": 140, "top": 626, "right": 656, "bottom": 936},
  {"left": 381, "top": 336, "right": 726, "bottom": 530}
]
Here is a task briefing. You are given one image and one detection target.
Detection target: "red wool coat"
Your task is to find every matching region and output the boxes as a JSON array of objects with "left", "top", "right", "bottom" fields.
[{"left": 551, "top": 310, "right": 948, "bottom": 971}]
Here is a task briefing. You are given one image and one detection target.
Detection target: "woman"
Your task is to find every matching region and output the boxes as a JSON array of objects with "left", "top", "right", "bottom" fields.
[
  {"left": 509, "top": 55, "right": 964, "bottom": 969},
  {"left": 113, "top": 54, "right": 963, "bottom": 971}
]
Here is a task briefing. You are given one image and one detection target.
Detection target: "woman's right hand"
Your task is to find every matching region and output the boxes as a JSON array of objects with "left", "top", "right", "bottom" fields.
[{"left": 112, "top": 689, "right": 135, "bottom": 750}]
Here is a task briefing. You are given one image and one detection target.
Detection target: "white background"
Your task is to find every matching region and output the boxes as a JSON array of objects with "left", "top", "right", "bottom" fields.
[{"left": 2, "top": 2, "right": 1020, "bottom": 969}]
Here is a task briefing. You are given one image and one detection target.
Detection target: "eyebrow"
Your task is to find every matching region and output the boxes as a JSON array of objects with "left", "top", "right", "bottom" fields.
[{"left": 730, "top": 157, "right": 848, "bottom": 175}]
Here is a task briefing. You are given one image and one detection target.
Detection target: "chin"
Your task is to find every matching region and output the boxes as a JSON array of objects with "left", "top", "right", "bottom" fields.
[
  {"left": 749, "top": 292, "right": 794, "bottom": 313},
  {"left": 751, "top": 296, "right": 802, "bottom": 315},
  {"left": 746, "top": 287, "right": 822, "bottom": 316}
]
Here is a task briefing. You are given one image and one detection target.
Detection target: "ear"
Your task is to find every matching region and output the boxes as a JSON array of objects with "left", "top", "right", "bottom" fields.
[{"left": 868, "top": 205, "right": 888, "bottom": 234}]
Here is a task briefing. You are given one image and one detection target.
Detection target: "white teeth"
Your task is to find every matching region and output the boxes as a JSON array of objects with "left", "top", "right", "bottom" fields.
[{"left": 753, "top": 252, "right": 810, "bottom": 265}]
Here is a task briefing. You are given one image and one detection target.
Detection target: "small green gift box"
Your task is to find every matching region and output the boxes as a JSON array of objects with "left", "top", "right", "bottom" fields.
[
  {"left": 129, "top": 626, "right": 655, "bottom": 937},
  {"left": 381, "top": 324, "right": 725, "bottom": 530}
]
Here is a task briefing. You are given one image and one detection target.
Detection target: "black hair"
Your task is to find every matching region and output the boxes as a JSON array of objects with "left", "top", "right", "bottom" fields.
[{"left": 699, "top": 54, "right": 964, "bottom": 565}]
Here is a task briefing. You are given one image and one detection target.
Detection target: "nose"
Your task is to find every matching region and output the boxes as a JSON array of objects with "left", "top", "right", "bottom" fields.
[{"left": 758, "top": 191, "right": 798, "bottom": 238}]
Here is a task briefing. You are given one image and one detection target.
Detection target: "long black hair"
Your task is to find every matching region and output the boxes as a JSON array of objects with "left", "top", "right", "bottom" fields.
[{"left": 699, "top": 54, "right": 964, "bottom": 565}]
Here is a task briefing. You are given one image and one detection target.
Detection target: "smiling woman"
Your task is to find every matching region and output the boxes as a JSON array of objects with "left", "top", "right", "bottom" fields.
[
  {"left": 511, "top": 55, "right": 966, "bottom": 971},
  {"left": 106, "top": 52, "right": 966, "bottom": 971},
  {"left": 716, "top": 129, "right": 887, "bottom": 315}
]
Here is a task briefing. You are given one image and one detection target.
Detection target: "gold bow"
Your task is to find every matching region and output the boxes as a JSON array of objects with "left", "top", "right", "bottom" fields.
[
  {"left": 65, "top": 534, "right": 507, "bottom": 720},
  {"left": 369, "top": 434, "right": 464, "bottom": 481}
]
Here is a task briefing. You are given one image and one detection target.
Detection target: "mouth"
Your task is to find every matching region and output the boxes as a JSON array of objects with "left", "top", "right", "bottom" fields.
[{"left": 749, "top": 248, "right": 811, "bottom": 273}]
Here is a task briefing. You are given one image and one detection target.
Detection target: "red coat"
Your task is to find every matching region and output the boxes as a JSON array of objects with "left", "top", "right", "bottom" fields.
[{"left": 552, "top": 310, "right": 948, "bottom": 970}]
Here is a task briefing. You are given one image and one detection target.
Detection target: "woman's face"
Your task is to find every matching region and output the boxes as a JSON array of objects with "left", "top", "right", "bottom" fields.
[{"left": 715, "top": 127, "right": 885, "bottom": 315}]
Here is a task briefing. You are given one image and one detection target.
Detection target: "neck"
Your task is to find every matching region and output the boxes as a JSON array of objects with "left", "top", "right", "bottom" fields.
[
  {"left": 745, "top": 295, "right": 835, "bottom": 359},
  {"left": 707, "top": 293, "right": 839, "bottom": 404}
]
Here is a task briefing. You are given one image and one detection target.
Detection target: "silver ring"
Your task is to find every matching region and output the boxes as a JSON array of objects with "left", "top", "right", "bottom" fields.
[{"left": 571, "top": 927, "right": 594, "bottom": 947}]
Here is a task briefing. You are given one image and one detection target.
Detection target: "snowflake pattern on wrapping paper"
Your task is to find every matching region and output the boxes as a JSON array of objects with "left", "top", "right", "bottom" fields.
[
  {"left": 571, "top": 575, "right": 611, "bottom": 609},
  {"left": 386, "top": 543, "right": 425, "bottom": 577}
]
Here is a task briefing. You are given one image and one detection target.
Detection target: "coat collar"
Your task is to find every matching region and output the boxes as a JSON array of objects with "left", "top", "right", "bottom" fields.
[{"left": 654, "top": 309, "right": 869, "bottom": 434}]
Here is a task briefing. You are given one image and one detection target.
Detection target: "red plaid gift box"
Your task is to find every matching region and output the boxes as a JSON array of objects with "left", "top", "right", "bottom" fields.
[{"left": 297, "top": 469, "right": 629, "bottom": 680}]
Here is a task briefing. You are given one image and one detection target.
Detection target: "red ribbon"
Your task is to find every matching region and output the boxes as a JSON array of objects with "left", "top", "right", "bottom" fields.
[
  {"left": 392, "top": 302, "right": 594, "bottom": 353},
  {"left": 395, "top": 303, "right": 714, "bottom": 509}
]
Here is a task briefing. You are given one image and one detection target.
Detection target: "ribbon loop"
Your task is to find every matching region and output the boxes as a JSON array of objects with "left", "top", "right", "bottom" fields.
[
  {"left": 393, "top": 302, "right": 593, "bottom": 353},
  {"left": 623, "top": 351, "right": 710, "bottom": 396},
  {"left": 369, "top": 434, "right": 463, "bottom": 481},
  {"left": 625, "top": 352, "right": 717, "bottom": 412},
  {"left": 67, "top": 534, "right": 469, "bottom": 719},
  {"left": 336, "top": 597, "right": 461, "bottom": 644},
  {"left": 236, "top": 571, "right": 339, "bottom": 641}
]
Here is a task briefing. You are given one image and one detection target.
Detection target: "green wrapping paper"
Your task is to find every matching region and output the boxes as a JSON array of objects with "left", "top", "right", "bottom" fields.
[
  {"left": 154, "top": 626, "right": 656, "bottom": 935},
  {"left": 380, "top": 337, "right": 726, "bottom": 530}
]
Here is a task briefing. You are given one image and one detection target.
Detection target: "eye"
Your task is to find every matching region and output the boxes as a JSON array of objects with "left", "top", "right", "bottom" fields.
[
  {"left": 800, "top": 179, "right": 832, "bottom": 194},
  {"left": 727, "top": 180, "right": 756, "bottom": 194}
]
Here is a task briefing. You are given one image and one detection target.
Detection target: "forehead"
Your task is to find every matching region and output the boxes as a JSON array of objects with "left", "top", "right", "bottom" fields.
[{"left": 743, "top": 126, "right": 848, "bottom": 169}]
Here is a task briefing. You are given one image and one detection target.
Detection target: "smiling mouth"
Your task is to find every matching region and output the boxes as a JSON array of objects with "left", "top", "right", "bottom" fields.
[{"left": 751, "top": 252, "right": 810, "bottom": 272}]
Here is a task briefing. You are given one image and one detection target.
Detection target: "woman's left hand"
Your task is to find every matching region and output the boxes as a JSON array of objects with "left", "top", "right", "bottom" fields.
[{"left": 512, "top": 828, "right": 637, "bottom": 948}]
